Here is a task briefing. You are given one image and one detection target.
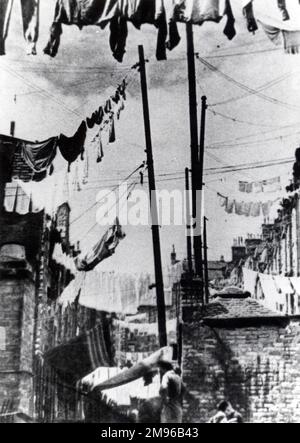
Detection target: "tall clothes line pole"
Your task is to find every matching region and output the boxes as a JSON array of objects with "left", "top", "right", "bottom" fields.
[
  {"left": 186, "top": 23, "right": 202, "bottom": 278},
  {"left": 185, "top": 167, "right": 193, "bottom": 274},
  {"left": 203, "top": 216, "right": 210, "bottom": 305},
  {"left": 138, "top": 45, "right": 167, "bottom": 348}
]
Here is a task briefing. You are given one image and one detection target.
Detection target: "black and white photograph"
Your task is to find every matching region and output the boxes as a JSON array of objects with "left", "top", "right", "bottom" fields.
[{"left": 0, "top": 0, "right": 300, "bottom": 425}]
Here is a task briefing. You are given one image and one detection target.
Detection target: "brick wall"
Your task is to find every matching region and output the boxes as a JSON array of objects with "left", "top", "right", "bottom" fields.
[
  {"left": 182, "top": 318, "right": 300, "bottom": 423},
  {"left": 0, "top": 277, "right": 35, "bottom": 416}
]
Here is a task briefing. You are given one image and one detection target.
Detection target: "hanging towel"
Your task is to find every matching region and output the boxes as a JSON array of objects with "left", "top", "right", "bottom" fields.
[
  {"left": 262, "top": 200, "right": 273, "bottom": 218},
  {"left": 258, "top": 273, "right": 280, "bottom": 312},
  {"left": 243, "top": 267, "right": 258, "bottom": 295},
  {"left": 21, "top": 137, "right": 58, "bottom": 173},
  {"left": 225, "top": 198, "right": 235, "bottom": 214},
  {"left": 45, "top": 322, "right": 112, "bottom": 379},
  {"left": 58, "top": 121, "right": 87, "bottom": 166},
  {"left": 76, "top": 219, "right": 125, "bottom": 272},
  {"left": 250, "top": 201, "right": 261, "bottom": 217}
]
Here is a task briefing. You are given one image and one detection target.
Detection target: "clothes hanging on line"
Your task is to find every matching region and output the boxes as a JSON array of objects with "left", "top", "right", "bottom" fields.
[
  {"left": 0, "top": 135, "right": 17, "bottom": 182},
  {"left": 52, "top": 243, "right": 77, "bottom": 274},
  {"left": 44, "top": 0, "right": 236, "bottom": 61},
  {"left": 82, "top": 368, "right": 161, "bottom": 406},
  {"left": 90, "top": 346, "right": 174, "bottom": 391},
  {"left": 245, "top": 0, "right": 300, "bottom": 54},
  {"left": 176, "top": 0, "right": 236, "bottom": 40},
  {"left": 75, "top": 219, "right": 125, "bottom": 272},
  {"left": 113, "top": 318, "right": 177, "bottom": 337},
  {"left": 58, "top": 121, "right": 87, "bottom": 168},
  {"left": 3, "top": 182, "right": 42, "bottom": 214},
  {"left": 76, "top": 270, "right": 139, "bottom": 315},
  {"left": 242, "top": 267, "right": 258, "bottom": 296},
  {"left": 45, "top": 322, "right": 113, "bottom": 379},
  {"left": 137, "top": 273, "right": 173, "bottom": 307},
  {"left": 0, "top": 0, "right": 39, "bottom": 56},
  {"left": 238, "top": 177, "right": 281, "bottom": 194},
  {"left": 259, "top": 20, "right": 300, "bottom": 54},
  {"left": 20, "top": 137, "right": 58, "bottom": 173}
]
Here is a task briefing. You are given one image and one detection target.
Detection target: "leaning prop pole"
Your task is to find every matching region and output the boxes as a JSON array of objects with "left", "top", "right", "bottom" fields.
[{"left": 138, "top": 45, "right": 167, "bottom": 348}]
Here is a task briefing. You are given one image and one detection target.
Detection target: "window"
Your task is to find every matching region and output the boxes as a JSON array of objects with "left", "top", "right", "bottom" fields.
[{"left": 0, "top": 327, "right": 6, "bottom": 351}]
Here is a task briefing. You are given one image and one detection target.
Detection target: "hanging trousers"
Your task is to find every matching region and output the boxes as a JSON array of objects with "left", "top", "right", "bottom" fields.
[{"left": 0, "top": 0, "right": 39, "bottom": 56}]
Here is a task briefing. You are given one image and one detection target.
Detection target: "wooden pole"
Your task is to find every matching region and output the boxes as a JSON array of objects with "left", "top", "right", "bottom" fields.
[
  {"left": 203, "top": 216, "right": 210, "bottom": 305},
  {"left": 185, "top": 167, "right": 193, "bottom": 274},
  {"left": 138, "top": 45, "right": 167, "bottom": 347},
  {"left": 186, "top": 23, "right": 202, "bottom": 278}
]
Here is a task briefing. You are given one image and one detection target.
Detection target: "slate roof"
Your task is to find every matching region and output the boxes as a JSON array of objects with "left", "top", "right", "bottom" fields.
[{"left": 203, "top": 297, "right": 283, "bottom": 320}]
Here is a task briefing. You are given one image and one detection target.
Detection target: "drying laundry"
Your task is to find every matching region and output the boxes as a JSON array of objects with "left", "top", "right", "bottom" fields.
[
  {"left": 21, "top": 137, "right": 58, "bottom": 173},
  {"left": 52, "top": 243, "right": 77, "bottom": 274},
  {"left": 45, "top": 322, "right": 113, "bottom": 379},
  {"left": 0, "top": 0, "right": 39, "bottom": 56},
  {"left": 250, "top": 201, "right": 261, "bottom": 217},
  {"left": 0, "top": 135, "right": 17, "bottom": 182},
  {"left": 82, "top": 368, "right": 161, "bottom": 405},
  {"left": 75, "top": 219, "right": 125, "bottom": 272},
  {"left": 74, "top": 270, "right": 139, "bottom": 315},
  {"left": 176, "top": 0, "right": 236, "bottom": 40},
  {"left": 92, "top": 347, "right": 173, "bottom": 392},
  {"left": 58, "top": 121, "right": 87, "bottom": 167},
  {"left": 243, "top": 268, "right": 258, "bottom": 296},
  {"left": 114, "top": 318, "right": 177, "bottom": 338},
  {"left": 239, "top": 177, "right": 281, "bottom": 193},
  {"left": 258, "top": 273, "right": 280, "bottom": 312},
  {"left": 3, "top": 182, "right": 42, "bottom": 215},
  {"left": 247, "top": 0, "right": 300, "bottom": 54},
  {"left": 225, "top": 198, "right": 235, "bottom": 214}
]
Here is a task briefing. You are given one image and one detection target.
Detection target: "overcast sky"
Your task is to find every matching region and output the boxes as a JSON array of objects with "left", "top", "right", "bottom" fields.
[{"left": 0, "top": 0, "right": 300, "bottom": 274}]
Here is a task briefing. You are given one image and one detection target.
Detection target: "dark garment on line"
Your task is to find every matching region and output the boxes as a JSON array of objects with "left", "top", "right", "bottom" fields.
[
  {"left": 97, "top": 134, "right": 104, "bottom": 163},
  {"left": 0, "top": 0, "right": 39, "bottom": 56},
  {"left": 76, "top": 219, "right": 125, "bottom": 272},
  {"left": 223, "top": 0, "right": 236, "bottom": 41},
  {"left": 58, "top": 120, "right": 87, "bottom": 165},
  {"left": 44, "top": 0, "right": 181, "bottom": 62},
  {"left": 110, "top": 16, "right": 128, "bottom": 63},
  {"left": 21, "top": 137, "right": 58, "bottom": 173},
  {"left": 87, "top": 106, "right": 105, "bottom": 129},
  {"left": 243, "top": 1, "right": 258, "bottom": 33},
  {"left": 277, "top": 0, "right": 290, "bottom": 21},
  {"left": 109, "top": 117, "right": 116, "bottom": 143},
  {"left": 45, "top": 322, "right": 112, "bottom": 380},
  {"left": 0, "top": 135, "right": 17, "bottom": 182}
]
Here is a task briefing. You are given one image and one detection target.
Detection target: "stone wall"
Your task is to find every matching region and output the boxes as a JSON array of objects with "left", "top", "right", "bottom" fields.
[{"left": 182, "top": 318, "right": 300, "bottom": 423}]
